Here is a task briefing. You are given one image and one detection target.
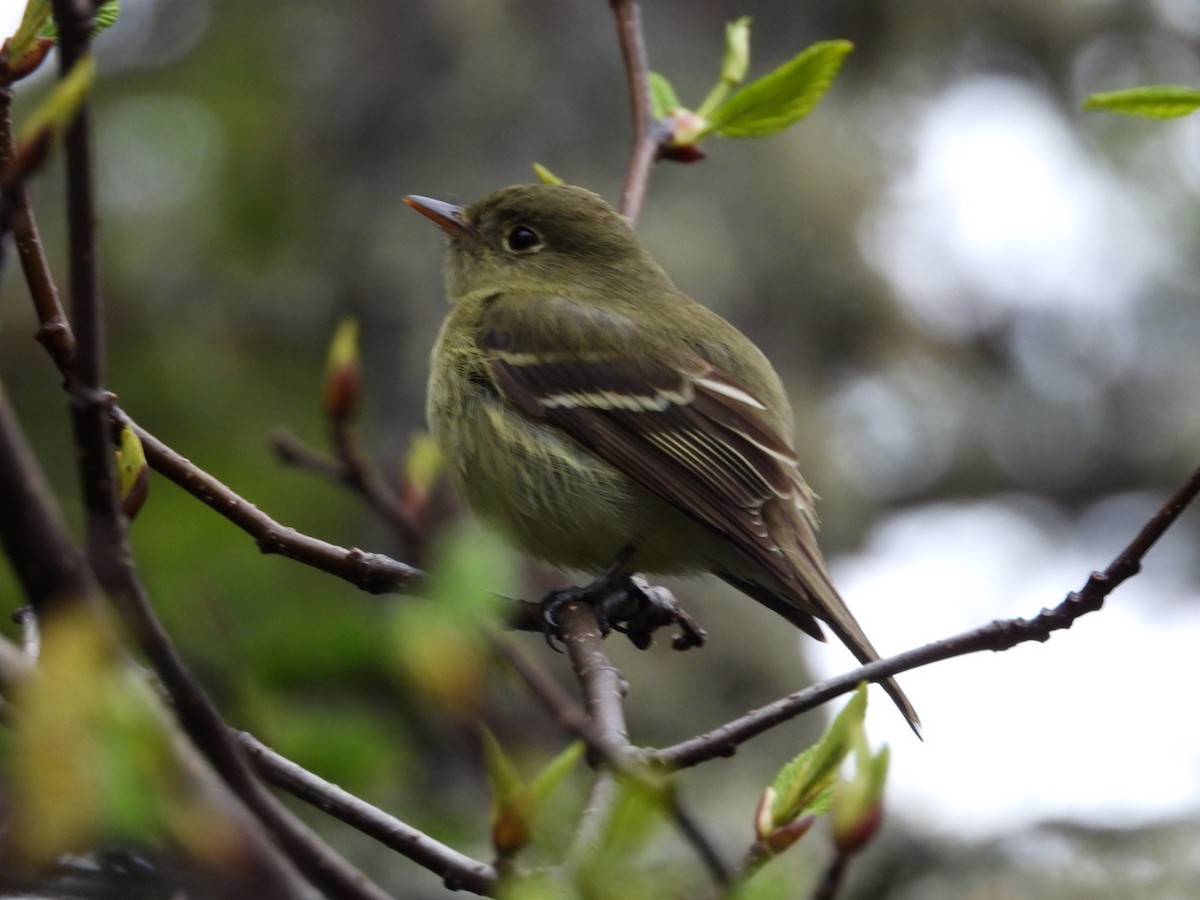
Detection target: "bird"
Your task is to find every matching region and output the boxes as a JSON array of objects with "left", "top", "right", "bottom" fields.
[{"left": 405, "top": 183, "right": 919, "bottom": 734}]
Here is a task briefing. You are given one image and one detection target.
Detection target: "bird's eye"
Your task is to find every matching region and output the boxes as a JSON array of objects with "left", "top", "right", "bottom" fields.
[{"left": 504, "top": 225, "right": 543, "bottom": 253}]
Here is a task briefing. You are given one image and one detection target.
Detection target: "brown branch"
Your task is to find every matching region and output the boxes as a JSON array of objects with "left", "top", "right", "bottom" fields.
[
  {"left": 522, "top": 604, "right": 731, "bottom": 887},
  {"left": 272, "top": 425, "right": 425, "bottom": 560},
  {"left": 609, "top": 0, "right": 659, "bottom": 224},
  {"left": 0, "top": 85, "right": 74, "bottom": 372},
  {"left": 655, "top": 462, "right": 1200, "bottom": 770},
  {"left": 238, "top": 730, "right": 499, "bottom": 896},
  {"left": 127, "top": 416, "right": 422, "bottom": 594},
  {"left": 811, "top": 851, "right": 850, "bottom": 900},
  {"left": 559, "top": 601, "right": 633, "bottom": 758}
]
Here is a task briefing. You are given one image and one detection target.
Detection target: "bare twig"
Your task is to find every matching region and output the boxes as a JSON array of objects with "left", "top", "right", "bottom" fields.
[
  {"left": 656, "top": 462, "right": 1200, "bottom": 770},
  {"left": 128, "top": 416, "right": 422, "bottom": 594},
  {"left": 273, "top": 424, "right": 426, "bottom": 560},
  {"left": 0, "top": 86, "right": 74, "bottom": 372},
  {"left": 538, "top": 604, "right": 731, "bottom": 887},
  {"left": 559, "top": 602, "right": 633, "bottom": 758},
  {"left": 811, "top": 851, "right": 849, "bottom": 900},
  {"left": 238, "top": 730, "right": 499, "bottom": 896},
  {"left": 609, "top": 0, "right": 659, "bottom": 224}
]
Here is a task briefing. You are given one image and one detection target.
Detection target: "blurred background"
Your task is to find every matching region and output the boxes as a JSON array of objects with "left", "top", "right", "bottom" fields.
[{"left": 2, "top": 0, "right": 1200, "bottom": 896}]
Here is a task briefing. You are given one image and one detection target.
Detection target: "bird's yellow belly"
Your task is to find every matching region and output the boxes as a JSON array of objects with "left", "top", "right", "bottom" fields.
[{"left": 432, "top": 388, "right": 713, "bottom": 576}]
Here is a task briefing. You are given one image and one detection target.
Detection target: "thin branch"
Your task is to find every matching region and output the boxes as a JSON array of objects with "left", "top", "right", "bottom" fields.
[
  {"left": 559, "top": 602, "right": 632, "bottom": 758},
  {"left": 609, "top": 0, "right": 659, "bottom": 224},
  {"left": 0, "top": 83, "right": 74, "bottom": 372},
  {"left": 540, "top": 604, "right": 731, "bottom": 887},
  {"left": 126, "top": 416, "right": 422, "bottom": 594},
  {"left": 238, "top": 730, "right": 499, "bottom": 896},
  {"left": 272, "top": 425, "right": 425, "bottom": 560},
  {"left": 811, "top": 851, "right": 850, "bottom": 900},
  {"left": 655, "top": 462, "right": 1200, "bottom": 770}
]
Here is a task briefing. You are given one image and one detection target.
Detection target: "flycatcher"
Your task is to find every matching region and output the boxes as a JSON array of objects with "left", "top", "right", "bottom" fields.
[{"left": 407, "top": 184, "right": 919, "bottom": 733}]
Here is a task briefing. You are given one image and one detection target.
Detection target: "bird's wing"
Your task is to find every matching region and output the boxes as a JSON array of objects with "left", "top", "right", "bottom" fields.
[
  {"left": 479, "top": 292, "right": 922, "bottom": 734},
  {"left": 477, "top": 292, "right": 826, "bottom": 631}
]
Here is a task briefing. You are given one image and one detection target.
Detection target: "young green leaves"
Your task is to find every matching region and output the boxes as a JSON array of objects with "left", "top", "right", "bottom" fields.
[
  {"left": 481, "top": 727, "right": 584, "bottom": 864},
  {"left": 1084, "top": 86, "right": 1200, "bottom": 120},
  {"left": 650, "top": 17, "right": 853, "bottom": 159},
  {"left": 752, "top": 683, "right": 889, "bottom": 860}
]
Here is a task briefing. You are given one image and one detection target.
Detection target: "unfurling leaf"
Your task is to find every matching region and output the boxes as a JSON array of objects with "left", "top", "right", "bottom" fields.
[
  {"left": 389, "top": 522, "right": 513, "bottom": 715},
  {"left": 532, "top": 162, "right": 564, "bottom": 185},
  {"left": 768, "top": 683, "right": 866, "bottom": 829},
  {"left": 322, "top": 316, "right": 361, "bottom": 422},
  {"left": 401, "top": 431, "right": 443, "bottom": 514},
  {"left": 481, "top": 725, "right": 532, "bottom": 857},
  {"left": 704, "top": 39, "right": 853, "bottom": 138},
  {"left": 37, "top": 0, "right": 122, "bottom": 40},
  {"left": 719, "top": 16, "right": 752, "bottom": 88},
  {"left": 114, "top": 424, "right": 149, "bottom": 520},
  {"left": 832, "top": 741, "right": 890, "bottom": 855},
  {"left": 5, "top": 0, "right": 54, "bottom": 80},
  {"left": 481, "top": 727, "right": 583, "bottom": 860},
  {"left": 12, "top": 52, "right": 95, "bottom": 177},
  {"left": 648, "top": 71, "right": 681, "bottom": 119},
  {"left": 1084, "top": 86, "right": 1200, "bottom": 119}
]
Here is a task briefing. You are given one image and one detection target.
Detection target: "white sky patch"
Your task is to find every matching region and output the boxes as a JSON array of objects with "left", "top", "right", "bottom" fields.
[
  {"left": 810, "top": 497, "right": 1200, "bottom": 836},
  {"left": 861, "top": 76, "right": 1161, "bottom": 340},
  {"left": 0, "top": 0, "right": 25, "bottom": 40}
]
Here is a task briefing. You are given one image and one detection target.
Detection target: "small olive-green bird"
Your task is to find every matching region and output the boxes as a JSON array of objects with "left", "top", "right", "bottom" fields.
[{"left": 406, "top": 184, "right": 919, "bottom": 734}]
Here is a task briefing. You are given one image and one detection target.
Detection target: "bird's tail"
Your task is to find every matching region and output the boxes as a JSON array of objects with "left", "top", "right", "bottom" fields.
[{"left": 758, "top": 504, "right": 922, "bottom": 736}]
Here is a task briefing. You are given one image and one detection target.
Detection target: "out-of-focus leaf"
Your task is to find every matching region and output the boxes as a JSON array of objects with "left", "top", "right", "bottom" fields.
[
  {"left": 530, "top": 740, "right": 584, "bottom": 805},
  {"left": 7, "top": 0, "right": 51, "bottom": 63},
  {"left": 38, "top": 0, "right": 121, "bottom": 39},
  {"left": 322, "top": 316, "right": 361, "bottom": 421},
  {"left": 704, "top": 40, "right": 852, "bottom": 138},
  {"left": 832, "top": 740, "right": 890, "bottom": 855},
  {"left": 115, "top": 423, "right": 149, "bottom": 520},
  {"left": 389, "top": 522, "right": 514, "bottom": 715},
  {"left": 532, "top": 162, "right": 564, "bottom": 185},
  {"left": 648, "top": 71, "right": 680, "bottom": 119},
  {"left": 720, "top": 16, "right": 752, "bottom": 87},
  {"left": 1083, "top": 86, "right": 1200, "bottom": 119},
  {"left": 15, "top": 51, "right": 94, "bottom": 170},
  {"left": 482, "top": 725, "right": 532, "bottom": 856}
]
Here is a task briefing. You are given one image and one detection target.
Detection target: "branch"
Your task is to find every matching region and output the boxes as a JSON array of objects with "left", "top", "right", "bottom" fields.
[
  {"left": 559, "top": 601, "right": 633, "bottom": 758},
  {"left": 0, "top": 80, "right": 74, "bottom": 372},
  {"left": 238, "top": 731, "right": 498, "bottom": 896},
  {"left": 609, "top": 0, "right": 659, "bottom": 224},
  {"left": 126, "top": 416, "right": 422, "bottom": 594},
  {"left": 521, "top": 604, "right": 731, "bottom": 887},
  {"left": 655, "top": 462, "right": 1200, "bottom": 770},
  {"left": 272, "top": 425, "right": 426, "bottom": 561}
]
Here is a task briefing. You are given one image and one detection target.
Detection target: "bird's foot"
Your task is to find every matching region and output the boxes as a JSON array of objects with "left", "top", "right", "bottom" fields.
[
  {"left": 539, "top": 573, "right": 707, "bottom": 652},
  {"left": 607, "top": 575, "right": 707, "bottom": 651}
]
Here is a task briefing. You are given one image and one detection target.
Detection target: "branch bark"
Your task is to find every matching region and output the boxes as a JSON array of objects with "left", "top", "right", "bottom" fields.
[{"left": 609, "top": 0, "right": 659, "bottom": 224}]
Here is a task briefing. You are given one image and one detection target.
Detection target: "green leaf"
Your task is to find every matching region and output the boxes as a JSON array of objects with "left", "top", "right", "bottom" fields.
[
  {"left": 532, "top": 162, "right": 564, "bottom": 185},
  {"left": 769, "top": 683, "right": 866, "bottom": 826},
  {"left": 720, "top": 16, "right": 752, "bottom": 87},
  {"left": 481, "top": 725, "right": 532, "bottom": 857},
  {"left": 481, "top": 725, "right": 525, "bottom": 809},
  {"left": 648, "top": 71, "right": 680, "bottom": 118},
  {"left": 1083, "top": 85, "right": 1200, "bottom": 119},
  {"left": 38, "top": 0, "right": 120, "bottom": 39},
  {"left": 9, "top": 0, "right": 52, "bottom": 61},
  {"left": 389, "top": 522, "right": 514, "bottom": 715},
  {"left": 17, "top": 52, "right": 94, "bottom": 146},
  {"left": 703, "top": 39, "right": 853, "bottom": 139},
  {"left": 530, "top": 740, "right": 584, "bottom": 805}
]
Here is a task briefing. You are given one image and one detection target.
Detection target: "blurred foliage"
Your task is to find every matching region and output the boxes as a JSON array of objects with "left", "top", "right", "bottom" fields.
[{"left": 2, "top": 0, "right": 1200, "bottom": 896}]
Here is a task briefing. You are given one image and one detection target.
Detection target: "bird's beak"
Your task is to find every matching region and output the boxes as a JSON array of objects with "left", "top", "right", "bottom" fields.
[{"left": 404, "top": 195, "right": 480, "bottom": 241}]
